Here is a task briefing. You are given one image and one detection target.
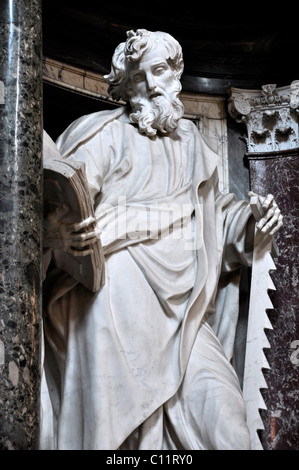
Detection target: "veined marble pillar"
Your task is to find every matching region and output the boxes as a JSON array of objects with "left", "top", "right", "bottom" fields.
[
  {"left": 229, "top": 82, "right": 299, "bottom": 450},
  {"left": 0, "top": 0, "right": 43, "bottom": 450}
]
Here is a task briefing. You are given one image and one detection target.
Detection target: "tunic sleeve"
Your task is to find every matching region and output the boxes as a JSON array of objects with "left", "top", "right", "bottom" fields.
[
  {"left": 208, "top": 183, "right": 254, "bottom": 361},
  {"left": 216, "top": 191, "right": 254, "bottom": 273}
]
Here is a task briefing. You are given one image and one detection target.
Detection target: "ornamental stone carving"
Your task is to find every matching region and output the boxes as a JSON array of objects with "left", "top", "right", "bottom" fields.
[{"left": 228, "top": 81, "right": 299, "bottom": 153}]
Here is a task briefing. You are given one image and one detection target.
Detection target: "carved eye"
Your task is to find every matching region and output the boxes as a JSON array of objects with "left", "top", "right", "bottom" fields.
[
  {"left": 131, "top": 72, "right": 144, "bottom": 83},
  {"left": 153, "top": 65, "right": 167, "bottom": 75}
]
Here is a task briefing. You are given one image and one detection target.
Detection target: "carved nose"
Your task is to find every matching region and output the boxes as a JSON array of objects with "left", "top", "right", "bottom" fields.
[{"left": 146, "top": 74, "right": 156, "bottom": 91}]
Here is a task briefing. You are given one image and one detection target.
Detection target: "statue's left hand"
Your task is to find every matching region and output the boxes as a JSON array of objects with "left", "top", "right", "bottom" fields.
[
  {"left": 248, "top": 191, "right": 283, "bottom": 236},
  {"left": 43, "top": 203, "right": 99, "bottom": 256}
]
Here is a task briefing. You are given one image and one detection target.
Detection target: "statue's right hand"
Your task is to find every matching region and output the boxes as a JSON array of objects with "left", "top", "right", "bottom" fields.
[{"left": 43, "top": 203, "right": 99, "bottom": 257}]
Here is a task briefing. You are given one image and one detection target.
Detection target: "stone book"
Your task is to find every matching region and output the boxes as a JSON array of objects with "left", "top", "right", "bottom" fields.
[{"left": 43, "top": 155, "right": 105, "bottom": 293}]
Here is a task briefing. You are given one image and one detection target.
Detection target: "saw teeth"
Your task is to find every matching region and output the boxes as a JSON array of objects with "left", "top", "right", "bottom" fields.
[{"left": 243, "top": 232, "right": 277, "bottom": 450}]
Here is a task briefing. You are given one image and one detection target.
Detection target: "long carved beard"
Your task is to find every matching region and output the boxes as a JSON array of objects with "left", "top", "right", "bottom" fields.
[{"left": 129, "top": 90, "right": 185, "bottom": 137}]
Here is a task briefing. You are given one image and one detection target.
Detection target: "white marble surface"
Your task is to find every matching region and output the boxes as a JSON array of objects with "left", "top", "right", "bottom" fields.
[
  {"left": 243, "top": 224, "right": 276, "bottom": 449},
  {"left": 41, "top": 29, "right": 282, "bottom": 450}
]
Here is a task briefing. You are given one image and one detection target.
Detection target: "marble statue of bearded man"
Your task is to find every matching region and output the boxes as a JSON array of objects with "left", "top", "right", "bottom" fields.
[{"left": 40, "top": 29, "right": 282, "bottom": 450}]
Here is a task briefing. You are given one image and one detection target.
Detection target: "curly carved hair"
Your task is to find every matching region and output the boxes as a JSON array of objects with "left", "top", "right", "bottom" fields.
[{"left": 104, "top": 29, "right": 184, "bottom": 102}]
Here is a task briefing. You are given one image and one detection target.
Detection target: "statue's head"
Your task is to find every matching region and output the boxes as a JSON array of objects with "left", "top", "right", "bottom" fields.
[{"left": 104, "top": 29, "right": 185, "bottom": 136}]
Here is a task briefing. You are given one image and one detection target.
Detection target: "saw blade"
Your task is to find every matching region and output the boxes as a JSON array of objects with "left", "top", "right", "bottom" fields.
[{"left": 242, "top": 197, "right": 277, "bottom": 450}]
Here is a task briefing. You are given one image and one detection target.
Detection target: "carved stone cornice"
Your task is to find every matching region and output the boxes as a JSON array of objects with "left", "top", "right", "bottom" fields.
[{"left": 228, "top": 81, "right": 299, "bottom": 153}]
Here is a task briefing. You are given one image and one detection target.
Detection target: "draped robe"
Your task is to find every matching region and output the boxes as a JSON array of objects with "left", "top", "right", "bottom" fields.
[{"left": 40, "top": 106, "right": 253, "bottom": 450}]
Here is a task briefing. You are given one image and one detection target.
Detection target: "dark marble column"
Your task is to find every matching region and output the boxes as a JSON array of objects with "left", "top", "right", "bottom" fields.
[
  {"left": 0, "top": 0, "right": 43, "bottom": 450},
  {"left": 229, "top": 83, "right": 299, "bottom": 450},
  {"left": 248, "top": 149, "right": 299, "bottom": 450}
]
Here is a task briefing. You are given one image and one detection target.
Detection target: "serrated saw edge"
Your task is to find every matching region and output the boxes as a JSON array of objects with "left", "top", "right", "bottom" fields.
[{"left": 242, "top": 229, "right": 276, "bottom": 450}]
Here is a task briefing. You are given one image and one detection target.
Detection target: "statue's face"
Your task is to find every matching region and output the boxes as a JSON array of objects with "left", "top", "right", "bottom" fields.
[
  {"left": 126, "top": 42, "right": 184, "bottom": 137},
  {"left": 128, "top": 43, "right": 178, "bottom": 101}
]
